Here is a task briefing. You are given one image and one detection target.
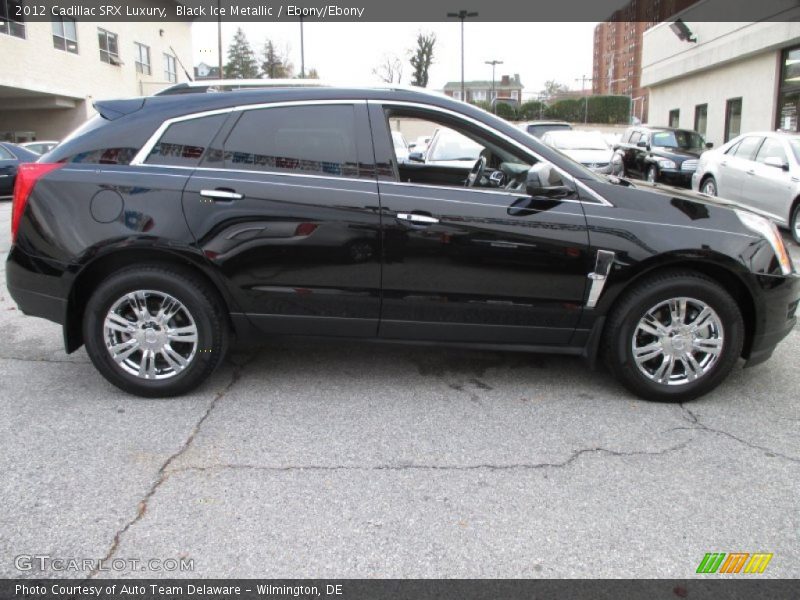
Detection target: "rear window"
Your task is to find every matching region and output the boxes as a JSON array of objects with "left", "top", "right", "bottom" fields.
[
  {"left": 145, "top": 113, "right": 227, "bottom": 167},
  {"left": 219, "top": 105, "right": 359, "bottom": 177}
]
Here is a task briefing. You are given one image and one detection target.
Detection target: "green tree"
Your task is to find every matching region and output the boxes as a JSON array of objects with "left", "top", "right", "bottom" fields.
[
  {"left": 409, "top": 32, "right": 436, "bottom": 87},
  {"left": 261, "top": 39, "right": 291, "bottom": 79},
  {"left": 225, "top": 28, "right": 259, "bottom": 79},
  {"left": 494, "top": 102, "right": 517, "bottom": 120},
  {"left": 518, "top": 100, "right": 546, "bottom": 120}
]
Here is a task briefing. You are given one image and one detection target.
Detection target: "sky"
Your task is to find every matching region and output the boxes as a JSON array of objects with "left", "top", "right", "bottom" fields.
[{"left": 191, "top": 22, "right": 599, "bottom": 99}]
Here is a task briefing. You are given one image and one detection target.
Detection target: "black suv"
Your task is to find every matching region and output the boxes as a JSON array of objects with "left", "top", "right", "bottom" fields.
[
  {"left": 7, "top": 86, "right": 799, "bottom": 401},
  {"left": 612, "top": 126, "right": 711, "bottom": 187}
]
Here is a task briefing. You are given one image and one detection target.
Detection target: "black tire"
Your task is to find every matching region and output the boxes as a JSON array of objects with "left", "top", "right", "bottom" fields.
[
  {"left": 83, "top": 265, "right": 229, "bottom": 397},
  {"left": 603, "top": 271, "right": 744, "bottom": 402},
  {"left": 646, "top": 164, "right": 658, "bottom": 183},
  {"left": 790, "top": 202, "right": 800, "bottom": 245},
  {"left": 700, "top": 176, "right": 718, "bottom": 197}
]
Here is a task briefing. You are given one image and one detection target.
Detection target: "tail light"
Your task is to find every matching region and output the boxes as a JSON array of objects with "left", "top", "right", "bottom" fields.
[{"left": 11, "top": 163, "right": 63, "bottom": 243}]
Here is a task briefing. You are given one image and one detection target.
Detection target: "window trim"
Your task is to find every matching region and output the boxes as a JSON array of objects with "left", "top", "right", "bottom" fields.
[
  {"left": 134, "top": 42, "right": 151, "bottom": 75},
  {"left": 0, "top": 0, "right": 26, "bottom": 39},
  {"left": 724, "top": 97, "right": 743, "bottom": 143},
  {"left": 163, "top": 53, "right": 177, "bottom": 83},
  {"left": 52, "top": 17, "right": 77, "bottom": 53},
  {"left": 129, "top": 98, "right": 611, "bottom": 207},
  {"left": 668, "top": 108, "right": 680, "bottom": 128},
  {"left": 97, "top": 27, "right": 120, "bottom": 64},
  {"left": 694, "top": 103, "right": 708, "bottom": 136}
]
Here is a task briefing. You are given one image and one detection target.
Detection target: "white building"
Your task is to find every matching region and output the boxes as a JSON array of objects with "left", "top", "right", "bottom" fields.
[
  {"left": 641, "top": 1, "right": 800, "bottom": 147},
  {"left": 0, "top": 11, "right": 192, "bottom": 142}
]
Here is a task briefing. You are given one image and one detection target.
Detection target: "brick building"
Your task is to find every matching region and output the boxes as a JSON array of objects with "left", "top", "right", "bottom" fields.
[{"left": 592, "top": 0, "right": 697, "bottom": 123}]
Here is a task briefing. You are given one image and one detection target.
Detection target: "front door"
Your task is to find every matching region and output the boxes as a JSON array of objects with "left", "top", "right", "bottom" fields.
[{"left": 369, "top": 103, "right": 592, "bottom": 346}]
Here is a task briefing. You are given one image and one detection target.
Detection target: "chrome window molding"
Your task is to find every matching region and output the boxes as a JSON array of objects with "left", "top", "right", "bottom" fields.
[{"left": 129, "top": 99, "right": 367, "bottom": 167}]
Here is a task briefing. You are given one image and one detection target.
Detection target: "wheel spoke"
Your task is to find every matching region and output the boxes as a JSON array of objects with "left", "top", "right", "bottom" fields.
[
  {"left": 167, "top": 325, "right": 197, "bottom": 343},
  {"left": 688, "top": 307, "right": 713, "bottom": 333},
  {"left": 680, "top": 353, "right": 703, "bottom": 382},
  {"left": 638, "top": 313, "right": 668, "bottom": 337},
  {"left": 110, "top": 338, "right": 139, "bottom": 362},
  {"left": 653, "top": 355, "right": 675, "bottom": 384},
  {"left": 105, "top": 313, "right": 136, "bottom": 334},
  {"left": 127, "top": 291, "right": 151, "bottom": 322},
  {"left": 634, "top": 342, "right": 664, "bottom": 364},
  {"left": 137, "top": 349, "right": 156, "bottom": 379},
  {"left": 669, "top": 298, "right": 687, "bottom": 326},
  {"left": 692, "top": 337, "right": 723, "bottom": 356},
  {"left": 156, "top": 296, "right": 181, "bottom": 324},
  {"left": 160, "top": 344, "right": 188, "bottom": 373}
]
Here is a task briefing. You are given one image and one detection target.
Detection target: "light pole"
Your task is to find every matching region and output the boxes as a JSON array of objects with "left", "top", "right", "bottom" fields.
[
  {"left": 485, "top": 59, "right": 503, "bottom": 112},
  {"left": 447, "top": 9, "right": 478, "bottom": 102},
  {"left": 217, "top": 0, "right": 223, "bottom": 78},
  {"left": 299, "top": 16, "right": 305, "bottom": 78}
]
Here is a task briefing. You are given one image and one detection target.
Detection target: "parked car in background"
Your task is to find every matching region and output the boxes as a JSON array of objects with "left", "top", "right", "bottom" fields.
[
  {"left": 612, "top": 126, "right": 710, "bottom": 187},
  {"left": 410, "top": 127, "right": 483, "bottom": 169},
  {"left": 391, "top": 131, "right": 410, "bottom": 163},
  {"left": 0, "top": 142, "right": 39, "bottom": 198},
  {"left": 541, "top": 130, "right": 613, "bottom": 174},
  {"left": 693, "top": 131, "right": 800, "bottom": 243},
  {"left": 19, "top": 140, "right": 59, "bottom": 155},
  {"left": 519, "top": 120, "right": 573, "bottom": 139},
  {"left": 408, "top": 135, "right": 432, "bottom": 153},
  {"left": 6, "top": 85, "right": 799, "bottom": 402}
]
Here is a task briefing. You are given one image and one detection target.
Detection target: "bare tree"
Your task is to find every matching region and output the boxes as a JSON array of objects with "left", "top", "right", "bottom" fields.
[{"left": 373, "top": 54, "right": 403, "bottom": 84}]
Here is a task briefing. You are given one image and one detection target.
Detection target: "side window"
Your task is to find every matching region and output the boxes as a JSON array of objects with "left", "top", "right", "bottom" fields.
[
  {"left": 732, "top": 136, "right": 763, "bottom": 161},
  {"left": 725, "top": 140, "right": 742, "bottom": 155},
  {"left": 629, "top": 132, "right": 641, "bottom": 145},
  {"left": 222, "top": 105, "right": 359, "bottom": 177},
  {"left": 754, "top": 138, "right": 787, "bottom": 165},
  {"left": 0, "top": 145, "right": 13, "bottom": 160},
  {"left": 145, "top": 113, "right": 227, "bottom": 167}
]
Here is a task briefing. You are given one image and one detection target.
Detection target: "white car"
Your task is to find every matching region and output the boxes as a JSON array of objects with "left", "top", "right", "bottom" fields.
[
  {"left": 415, "top": 127, "right": 483, "bottom": 168},
  {"left": 408, "top": 135, "right": 432, "bottom": 153},
  {"left": 391, "top": 131, "right": 410, "bottom": 163},
  {"left": 19, "top": 140, "right": 59, "bottom": 155},
  {"left": 692, "top": 131, "right": 800, "bottom": 243},
  {"left": 540, "top": 130, "right": 614, "bottom": 174}
]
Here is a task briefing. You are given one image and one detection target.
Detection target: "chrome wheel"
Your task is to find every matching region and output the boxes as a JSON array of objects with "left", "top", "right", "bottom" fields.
[
  {"left": 632, "top": 297, "right": 724, "bottom": 386},
  {"left": 103, "top": 290, "right": 198, "bottom": 380},
  {"left": 701, "top": 179, "right": 717, "bottom": 196}
]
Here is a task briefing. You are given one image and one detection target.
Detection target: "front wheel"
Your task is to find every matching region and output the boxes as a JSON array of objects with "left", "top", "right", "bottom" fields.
[
  {"left": 603, "top": 272, "right": 744, "bottom": 402},
  {"left": 646, "top": 165, "right": 658, "bottom": 183},
  {"left": 83, "top": 266, "right": 229, "bottom": 397},
  {"left": 701, "top": 176, "right": 718, "bottom": 197},
  {"left": 790, "top": 202, "right": 800, "bottom": 245}
]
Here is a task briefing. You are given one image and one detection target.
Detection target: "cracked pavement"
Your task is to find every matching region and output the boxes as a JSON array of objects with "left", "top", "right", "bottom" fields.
[{"left": 0, "top": 201, "right": 798, "bottom": 578}]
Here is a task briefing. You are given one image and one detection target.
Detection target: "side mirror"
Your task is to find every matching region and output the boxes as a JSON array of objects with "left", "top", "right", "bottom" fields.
[
  {"left": 637, "top": 140, "right": 648, "bottom": 148},
  {"left": 526, "top": 162, "right": 573, "bottom": 199},
  {"left": 705, "top": 142, "right": 714, "bottom": 149},
  {"left": 764, "top": 156, "right": 789, "bottom": 171},
  {"left": 408, "top": 151, "right": 425, "bottom": 163}
]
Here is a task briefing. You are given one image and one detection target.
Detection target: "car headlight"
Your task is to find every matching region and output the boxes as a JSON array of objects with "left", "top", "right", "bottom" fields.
[
  {"left": 735, "top": 209, "right": 793, "bottom": 275},
  {"left": 656, "top": 159, "right": 677, "bottom": 170}
]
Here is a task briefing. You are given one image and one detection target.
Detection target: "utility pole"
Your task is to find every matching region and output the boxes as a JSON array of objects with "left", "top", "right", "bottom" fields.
[
  {"left": 485, "top": 59, "right": 503, "bottom": 112},
  {"left": 299, "top": 16, "right": 305, "bottom": 78},
  {"left": 217, "top": 0, "right": 223, "bottom": 78},
  {"left": 447, "top": 9, "right": 478, "bottom": 101},
  {"left": 575, "top": 74, "right": 591, "bottom": 124}
]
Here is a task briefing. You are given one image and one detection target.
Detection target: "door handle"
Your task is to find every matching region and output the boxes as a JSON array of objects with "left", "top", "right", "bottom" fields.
[
  {"left": 200, "top": 188, "right": 243, "bottom": 201},
  {"left": 720, "top": 161, "right": 727, "bottom": 167},
  {"left": 746, "top": 170, "right": 755, "bottom": 176},
  {"left": 397, "top": 212, "right": 439, "bottom": 225}
]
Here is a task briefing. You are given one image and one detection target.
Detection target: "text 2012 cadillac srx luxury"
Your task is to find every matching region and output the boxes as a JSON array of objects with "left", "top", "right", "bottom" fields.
[{"left": 6, "top": 86, "right": 799, "bottom": 400}]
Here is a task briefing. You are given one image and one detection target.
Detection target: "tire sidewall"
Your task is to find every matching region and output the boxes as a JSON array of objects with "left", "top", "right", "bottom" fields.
[
  {"left": 84, "top": 269, "right": 222, "bottom": 397},
  {"left": 610, "top": 277, "right": 743, "bottom": 402},
  {"left": 701, "top": 176, "right": 717, "bottom": 196},
  {"left": 791, "top": 203, "right": 800, "bottom": 245}
]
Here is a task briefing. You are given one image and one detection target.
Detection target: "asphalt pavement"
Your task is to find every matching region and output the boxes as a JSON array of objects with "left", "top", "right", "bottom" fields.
[{"left": 0, "top": 201, "right": 798, "bottom": 578}]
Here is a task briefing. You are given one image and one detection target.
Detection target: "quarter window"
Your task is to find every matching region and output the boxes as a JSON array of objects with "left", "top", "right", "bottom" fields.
[
  {"left": 0, "top": 0, "right": 24, "bottom": 38},
  {"left": 52, "top": 17, "right": 77, "bottom": 53},
  {"left": 221, "top": 105, "right": 360, "bottom": 177},
  {"left": 145, "top": 113, "right": 227, "bottom": 167},
  {"left": 163, "top": 53, "right": 177, "bottom": 83},
  {"left": 134, "top": 42, "right": 151, "bottom": 75},
  {"left": 98, "top": 28, "right": 120, "bottom": 64},
  {"left": 754, "top": 138, "right": 788, "bottom": 165}
]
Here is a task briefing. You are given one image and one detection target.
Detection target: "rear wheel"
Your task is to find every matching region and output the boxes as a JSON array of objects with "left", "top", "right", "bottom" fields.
[
  {"left": 701, "top": 176, "right": 718, "bottom": 197},
  {"left": 83, "top": 266, "right": 229, "bottom": 397},
  {"left": 646, "top": 165, "right": 658, "bottom": 183},
  {"left": 603, "top": 271, "right": 744, "bottom": 402}
]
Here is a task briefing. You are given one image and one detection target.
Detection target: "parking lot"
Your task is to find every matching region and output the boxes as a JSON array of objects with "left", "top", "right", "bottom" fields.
[{"left": 0, "top": 200, "right": 798, "bottom": 579}]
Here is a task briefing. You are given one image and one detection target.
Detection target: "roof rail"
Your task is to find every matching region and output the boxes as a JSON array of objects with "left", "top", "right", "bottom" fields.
[{"left": 154, "top": 79, "right": 330, "bottom": 96}]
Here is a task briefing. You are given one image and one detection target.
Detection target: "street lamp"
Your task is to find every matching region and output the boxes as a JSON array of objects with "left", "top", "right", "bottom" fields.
[
  {"left": 447, "top": 9, "right": 479, "bottom": 102},
  {"left": 485, "top": 59, "right": 503, "bottom": 112}
]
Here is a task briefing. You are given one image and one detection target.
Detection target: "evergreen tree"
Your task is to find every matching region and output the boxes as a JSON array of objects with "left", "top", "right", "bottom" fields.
[
  {"left": 224, "top": 28, "right": 259, "bottom": 79},
  {"left": 409, "top": 32, "right": 436, "bottom": 88},
  {"left": 261, "top": 40, "right": 291, "bottom": 79}
]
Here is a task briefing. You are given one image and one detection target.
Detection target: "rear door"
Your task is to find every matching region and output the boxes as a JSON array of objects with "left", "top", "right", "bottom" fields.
[
  {"left": 719, "top": 135, "right": 764, "bottom": 201},
  {"left": 369, "top": 102, "right": 592, "bottom": 346},
  {"left": 180, "top": 101, "right": 383, "bottom": 337},
  {"left": 742, "top": 137, "right": 794, "bottom": 223}
]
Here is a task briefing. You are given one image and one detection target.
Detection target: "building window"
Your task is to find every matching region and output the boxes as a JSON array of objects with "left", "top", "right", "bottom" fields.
[
  {"left": 725, "top": 97, "right": 742, "bottom": 142},
  {"left": 777, "top": 46, "right": 800, "bottom": 133},
  {"left": 98, "top": 28, "right": 120, "bottom": 64},
  {"left": 694, "top": 104, "right": 708, "bottom": 137},
  {"left": 163, "top": 53, "right": 177, "bottom": 83},
  {"left": 668, "top": 109, "right": 680, "bottom": 128},
  {"left": 52, "top": 18, "right": 78, "bottom": 53},
  {"left": 0, "top": 0, "right": 25, "bottom": 38},
  {"left": 472, "top": 90, "right": 487, "bottom": 102},
  {"left": 134, "top": 42, "right": 151, "bottom": 75}
]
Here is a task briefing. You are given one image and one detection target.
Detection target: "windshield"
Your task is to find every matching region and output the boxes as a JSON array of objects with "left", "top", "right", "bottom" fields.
[
  {"left": 651, "top": 130, "right": 705, "bottom": 151},
  {"left": 548, "top": 132, "right": 609, "bottom": 151},
  {"left": 428, "top": 129, "right": 483, "bottom": 161}
]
